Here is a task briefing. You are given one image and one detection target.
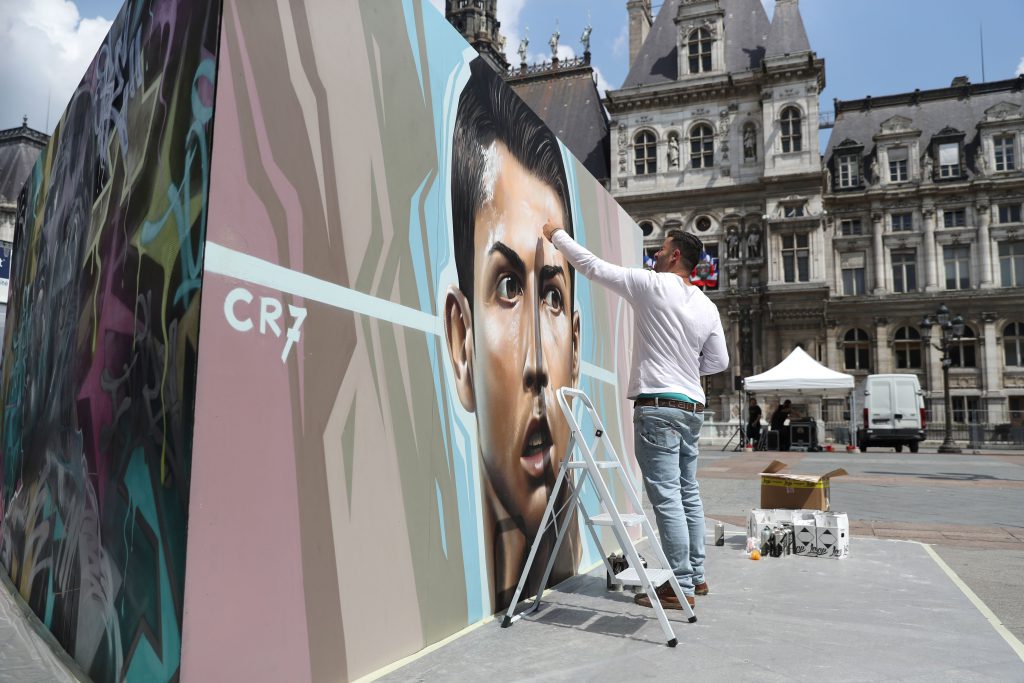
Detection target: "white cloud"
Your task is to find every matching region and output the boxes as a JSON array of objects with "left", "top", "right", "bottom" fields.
[
  {"left": 1017, "top": 56, "right": 1024, "bottom": 76},
  {"left": 0, "top": 0, "right": 112, "bottom": 132},
  {"left": 496, "top": 0, "right": 527, "bottom": 65},
  {"left": 592, "top": 65, "right": 612, "bottom": 98},
  {"left": 611, "top": 24, "right": 627, "bottom": 58}
]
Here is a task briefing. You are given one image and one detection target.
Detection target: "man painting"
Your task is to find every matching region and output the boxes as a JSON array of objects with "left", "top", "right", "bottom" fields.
[{"left": 444, "top": 58, "right": 581, "bottom": 611}]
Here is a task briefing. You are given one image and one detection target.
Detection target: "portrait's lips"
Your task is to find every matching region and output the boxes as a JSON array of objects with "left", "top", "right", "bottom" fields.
[{"left": 521, "top": 416, "right": 553, "bottom": 479}]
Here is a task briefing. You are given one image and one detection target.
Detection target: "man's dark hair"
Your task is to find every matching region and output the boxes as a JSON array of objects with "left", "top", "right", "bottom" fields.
[
  {"left": 665, "top": 229, "right": 703, "bottom": 274},
  {"left": 451, "top": 57, "right": 574, "bottom": 308}
]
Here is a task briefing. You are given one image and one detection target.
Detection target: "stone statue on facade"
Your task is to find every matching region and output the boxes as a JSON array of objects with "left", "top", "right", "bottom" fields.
[
  {"left": 549, "top": 28, "right": 560, "bottom": 59},
  {"left": 870, "top": 157, "right": 881, "bottom": 186},
  {"left": 746, "top": 226, "right": 762, "bottom": 259},
  {"left": 824, "top": 166, "right": 833, "bottom": 192},
  {"left": 743, "top": 124, "right": 756, "bottom": 160},
  {"left": 922, "top": 153, "right": 934, "bottom": 182},
  {"left": 974, "top": 147, "right": 988, "bottom": 176},
  {"left": 667, "top": 133, "right": 680, "bottom": 169},
  {"left": 726, "top": 227, "right": 741, "bottom": 259}
]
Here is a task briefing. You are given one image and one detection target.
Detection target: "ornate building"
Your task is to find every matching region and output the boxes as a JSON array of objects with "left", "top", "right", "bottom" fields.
[
  {"left": 0, "top": 117, "right": 48, "bottom": 347},
  {"left": 605, "top": 0, "right": 827, "bottom": 423},
  {"left": 824, "top": 76, "right": 1024, "bottom": 428}
]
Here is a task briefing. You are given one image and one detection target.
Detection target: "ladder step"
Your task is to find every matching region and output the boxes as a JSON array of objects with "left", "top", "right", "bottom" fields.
[
  {"left": 614, "top": 567, "right": 675, "bottom": 587},
  {"left": 565, "top": 460, "right": 620, "bottom": 469},
  {"left": 589, "top": 513, "right": 645, "bottom": 527}
]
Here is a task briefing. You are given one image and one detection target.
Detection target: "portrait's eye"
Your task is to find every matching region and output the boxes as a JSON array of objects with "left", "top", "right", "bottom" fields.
[
  {"left": 543, "top": 287, "right": 563, "bottom": 313},
  {"left": 496, "top": 274, "right": 523, "bottom": 302}
]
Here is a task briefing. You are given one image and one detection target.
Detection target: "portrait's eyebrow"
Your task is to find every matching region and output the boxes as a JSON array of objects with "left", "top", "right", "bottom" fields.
[
  {"left": 539, "top": 264, "right": 566, "bottom": 283},
  {"left": 488, "top": 241, "right": 526, "bottom": 275}
]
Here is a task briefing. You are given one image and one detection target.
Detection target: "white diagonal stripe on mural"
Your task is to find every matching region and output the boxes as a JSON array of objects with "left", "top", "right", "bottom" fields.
[
  {"left": 204, "top": 241, "right": 444, "bottom": 336},
  {"left": 204, "top": 240, "right": 620, "bottom": 385}
]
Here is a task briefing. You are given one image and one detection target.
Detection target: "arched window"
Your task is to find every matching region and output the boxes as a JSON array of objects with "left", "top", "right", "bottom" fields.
[
  {"left": 893, "top": 326, "right": 922, "bottom": 369},
  {"left": 843, "top": 328, "right": 871, "bottom": 371},
  {"left": 688, "top": 28, "right": 713, "bottom": 73},
  {"left": 690, "top": 123, "right": 714, "bottom": 169},
  {"left": 949, "top": 325, "right": 977, "bottom": 368},
  {"left": 1004, "top": 322, "right": 1024, "bottom": 367},
  {"left": 780, "top": 107, "right": 803, "bottom": 153},
  {"left": 634, "top": 130, "right": 657, "bottom": 175}
]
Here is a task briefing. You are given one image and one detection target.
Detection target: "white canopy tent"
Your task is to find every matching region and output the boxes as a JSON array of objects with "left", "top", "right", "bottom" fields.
[{"left": 743, "top": 347, "right": 858, "bottom": 447}]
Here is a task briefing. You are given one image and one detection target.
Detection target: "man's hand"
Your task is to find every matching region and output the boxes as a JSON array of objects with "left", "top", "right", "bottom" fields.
[{"left": 542, "top": 221, "right": 563, "bottom": 243}]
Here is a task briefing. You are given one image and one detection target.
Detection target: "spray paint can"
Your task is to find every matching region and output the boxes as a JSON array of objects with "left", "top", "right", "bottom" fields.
[{"left": 714, "top": 521, "right": 725, "bottom": 546}]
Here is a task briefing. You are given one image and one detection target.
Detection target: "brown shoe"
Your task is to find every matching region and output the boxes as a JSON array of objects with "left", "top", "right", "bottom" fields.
[
  {"left": 633, "top": 585, "right": 694, "bottom": 609},
  {"left": 694, "top": 582, "right": 709, "bottom": 596}
]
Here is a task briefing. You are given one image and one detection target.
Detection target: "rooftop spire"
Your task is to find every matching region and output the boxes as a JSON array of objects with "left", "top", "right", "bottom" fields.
[
  {"left": 765, "top": 0, "right": 810, "bottom": 59},
  {"left": 445, "top": 0, "right": 509, "bottom": 73}
]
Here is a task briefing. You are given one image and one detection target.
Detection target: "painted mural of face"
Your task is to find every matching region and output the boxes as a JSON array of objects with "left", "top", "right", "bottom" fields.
[{"left": 445, "top": 142, "right": 580, "bottom": 537}]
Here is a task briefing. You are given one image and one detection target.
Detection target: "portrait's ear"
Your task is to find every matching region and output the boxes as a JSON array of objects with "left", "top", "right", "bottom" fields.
[
  {"left": 444, "top": 285, "right": 476, "bottom": 412},
  {"left": 571, "top": 309, "right": 581, "bottom": 387}
]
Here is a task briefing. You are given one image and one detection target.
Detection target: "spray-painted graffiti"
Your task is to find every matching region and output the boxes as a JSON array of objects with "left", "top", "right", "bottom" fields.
[{"left": 0, "top": 0, "right": 220, "bottom": 680}]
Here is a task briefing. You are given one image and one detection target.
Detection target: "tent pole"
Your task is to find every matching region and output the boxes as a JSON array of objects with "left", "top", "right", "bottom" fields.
[{"left": 851, "top": 390, "right": 858, "bottom": 450}]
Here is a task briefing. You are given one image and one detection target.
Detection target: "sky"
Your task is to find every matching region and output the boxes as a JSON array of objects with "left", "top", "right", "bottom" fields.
[{"left": 2, "top": 0, "right": 1023, "bottom": 138}]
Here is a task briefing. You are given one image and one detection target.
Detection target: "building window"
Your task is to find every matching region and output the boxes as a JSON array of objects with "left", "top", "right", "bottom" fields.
[
  {"left": 998, "top": 204, "right": 1022, "bottom": 224},
  {"left": 891, "top": 251, "right": 917, "bottom": 293},
  {"left": 891, "top": 212, "right": 913, "bottom": 231},
  {"left": 951, "top": 396, "right": 980, "bottom": 424},
  {"left": 1005, "top": 322, "right": 1024, "bottom": 367},
  {"left": 843, "top": 329, "right": 871, "bottom": 371},
  {"left": 839, "top": 218, "right": 863, "bottom": 236},
  {"left": 689, "top": 123, "right": 714, "bottom": 169},
  {"left": 634, "top": 131, "right": 657, "bottom": 175},
  {"left": 780, "top": 107, "right": 802, "bottom": 153},
  {"left": 938, "top": 142, "right": 960, "bottom": 178},
  {"left": 688, "top": 28, "right": 713, "bottom": 74},
  {"left": 894, "top": 326, "right": 922, "bottom": 369},
  {"left": 888, "top": 146, "right": 908, "bottom": 182},
  {"left": 837, "top": 154, "right": 860, "bottom": 188},
  {"left": 949, "top": 325, "right": 977, "bottom": 368},
  {"left": 942, "top": 208, "right": 966, "bottom": 228},
  {"left": 994, "top": 134, "right": 1017, "bottom": 172},
  {"left": 842, "top": 266, "right": 865, "bottom": 295},
  {"left": 999, "top": 241, "right": 1024, "bottom": 287},
  {"left": 781, "top": 233, "right": 810, "bottom": 282},
  {"left": 943, "top": 245, "right": 971, "bottom": 290},
  {"left": 783, "top": 204, "right": 805, "bottom": 218}
]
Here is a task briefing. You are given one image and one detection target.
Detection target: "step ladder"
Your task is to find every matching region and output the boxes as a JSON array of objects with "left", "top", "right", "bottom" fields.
[{"left": 500, "top": 387, "right": 696, "bottom": 647}]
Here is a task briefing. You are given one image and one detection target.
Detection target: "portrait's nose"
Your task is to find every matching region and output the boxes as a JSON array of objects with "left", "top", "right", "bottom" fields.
[{"left": 524, "top": 238, "right": 550, "bottom": 394}]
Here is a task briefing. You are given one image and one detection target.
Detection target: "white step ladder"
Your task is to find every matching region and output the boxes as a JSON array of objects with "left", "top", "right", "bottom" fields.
[{"left": 500, "top": 387, "right": 696, "bottom": 647}]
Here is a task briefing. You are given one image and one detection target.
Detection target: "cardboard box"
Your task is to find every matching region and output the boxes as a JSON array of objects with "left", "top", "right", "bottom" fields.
[
  {"left": 791, "top": 514, "right": 817, "bottom": 557},
  {"left": 759, "top": 460, "right": 848, "bottom": 511},
  {"left": 813, "top": 512, "right": 850, "bottom": 559}
]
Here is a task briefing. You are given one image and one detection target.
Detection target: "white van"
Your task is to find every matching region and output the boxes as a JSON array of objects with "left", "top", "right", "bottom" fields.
[{"left": 857, "top": 374, "right": 926, "bottom": 453}]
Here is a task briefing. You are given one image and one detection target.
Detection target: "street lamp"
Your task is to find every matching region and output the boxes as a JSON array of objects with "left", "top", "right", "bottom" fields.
[{"left": 919, "top": 303, "right": 966, "bottom": 454}]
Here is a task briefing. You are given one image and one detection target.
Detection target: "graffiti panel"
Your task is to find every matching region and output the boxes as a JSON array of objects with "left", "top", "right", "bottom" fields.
[
  {"left": 0, "top": 0, "right": 220, "bottom": 680},
  {"left": 183, "top": 1, "right": 641, "bottom": 681}
]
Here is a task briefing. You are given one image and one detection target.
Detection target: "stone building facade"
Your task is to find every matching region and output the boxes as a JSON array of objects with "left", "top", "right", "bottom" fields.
[
  {"left": 606, "top": 0, "right": 828, "bottom": 425},
  {"left": 824, "top": 77, "right": 1024, "bottom": 428}
]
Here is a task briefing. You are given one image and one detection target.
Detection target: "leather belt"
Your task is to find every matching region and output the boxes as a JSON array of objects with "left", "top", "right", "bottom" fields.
[{"left": 634, "top": 397, "right": 704, "bottom": 413}]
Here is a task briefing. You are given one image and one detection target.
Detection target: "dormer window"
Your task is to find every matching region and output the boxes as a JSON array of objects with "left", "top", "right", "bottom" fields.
[
  {"left": 689, "top": 123, "right": 714, "bottom": 168},
  {"left": 994, "top": 134, "right": 1017, "bottom": 171},
  {"left": 938, "top": 142, "right": 960, "bottom": 178},
  {"left": 634, "top": 130, "right": 657, "bottom": 175},
  {"left": 888, "top": 146, "right": 908, "bottom": 182},
  {"left": 688, "top": 28, "right": 713, "bottom": 73},
  {"left": 837, "top": 153, "right": 860, "bottom": 188},
  {"left": 783, "top": 203, "right": 805, "bottom": 218},
  {"left": 780, "top": 107, "right": 803, "bottom": 153}
]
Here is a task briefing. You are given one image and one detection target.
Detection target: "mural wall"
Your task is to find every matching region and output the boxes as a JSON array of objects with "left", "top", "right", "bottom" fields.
[
  {"left": 0, "top": 0, "right": 220, "bottom": 680},
  {"left": 182, "top": 1, "right": 642, "bottom": 681}
]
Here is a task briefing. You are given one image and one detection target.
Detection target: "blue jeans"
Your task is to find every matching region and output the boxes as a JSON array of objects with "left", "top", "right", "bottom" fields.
[{"left": 633, "top": 405, "right": 706, "bottom": 594}]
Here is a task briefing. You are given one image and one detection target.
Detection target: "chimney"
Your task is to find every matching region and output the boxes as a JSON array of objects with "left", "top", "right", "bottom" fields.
[{"left": 627, "top": 0, "right": 652, "bottom": 68}]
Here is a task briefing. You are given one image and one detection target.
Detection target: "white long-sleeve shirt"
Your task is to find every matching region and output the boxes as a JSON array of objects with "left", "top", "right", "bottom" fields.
[{"left": 553, "top": 230, "right": 729, "bottom": 405}]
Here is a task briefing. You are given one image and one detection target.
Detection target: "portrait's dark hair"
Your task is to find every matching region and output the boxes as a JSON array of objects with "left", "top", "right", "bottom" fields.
[
  {"left": 451, "top": 57, "right": 574, "bottom": 308},
  {"left": 666, "top": 229, "right": 703, "bottom": 274}
]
